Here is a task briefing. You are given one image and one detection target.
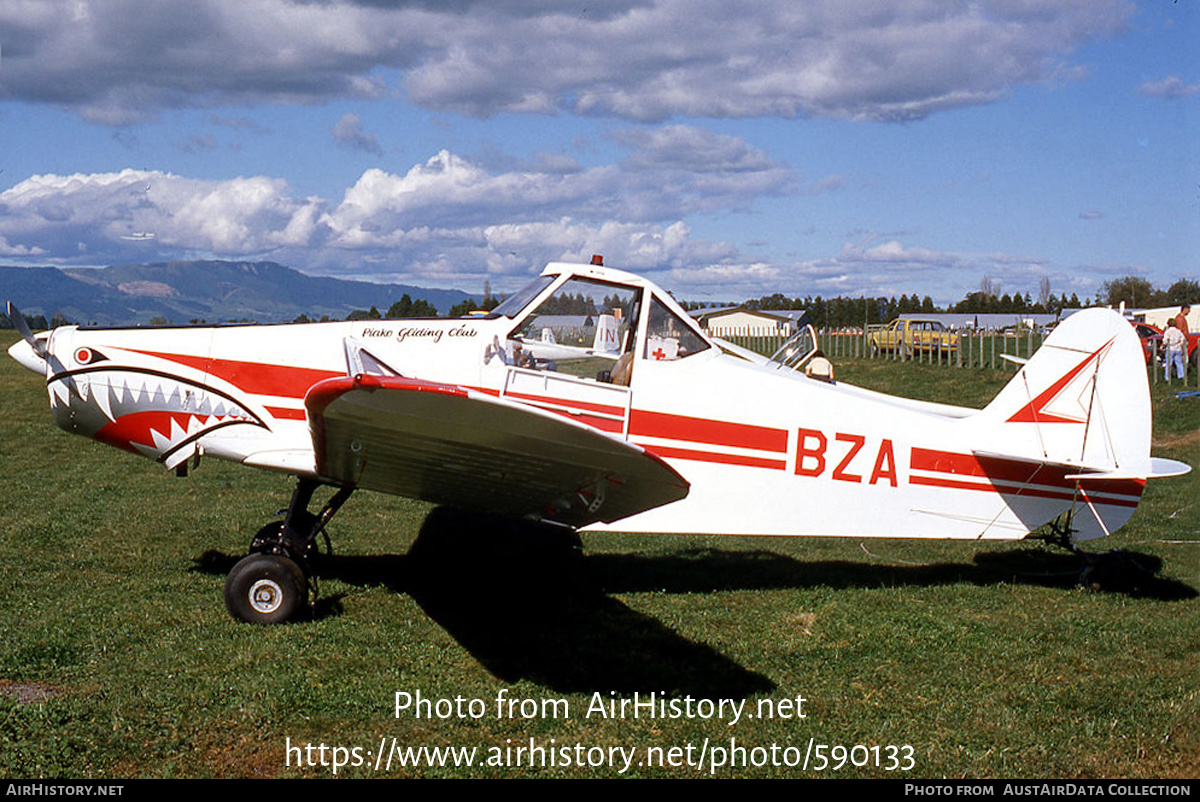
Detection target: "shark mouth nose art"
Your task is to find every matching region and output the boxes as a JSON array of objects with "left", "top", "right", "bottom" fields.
[{"left": 49, "top": 365, "right": 265, "bottom": 469}]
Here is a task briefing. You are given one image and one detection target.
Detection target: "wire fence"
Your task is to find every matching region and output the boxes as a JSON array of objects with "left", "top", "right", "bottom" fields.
[{"left": 715, "top": 325, "right": 1196, "bottom": 387}]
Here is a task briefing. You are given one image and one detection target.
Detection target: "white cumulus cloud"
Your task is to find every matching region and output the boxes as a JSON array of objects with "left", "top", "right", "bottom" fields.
[{"left": 0, "top": 0, "right": 1133, "bottom": 123}]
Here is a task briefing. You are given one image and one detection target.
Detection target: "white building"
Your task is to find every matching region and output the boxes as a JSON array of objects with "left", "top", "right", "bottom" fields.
[{"left": 690, "top": 306, "right": 808, "bottom": 336}]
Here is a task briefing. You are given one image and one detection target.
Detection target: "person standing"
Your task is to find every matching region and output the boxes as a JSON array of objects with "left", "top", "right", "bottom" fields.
[
  {"left": 1174, "top": 304, "right": 1191, "bottom": 335},
  {"left": 1164, "top": 319, "right": 1186, "bottom": 382},
  {"left": 1174, "top": 304, "right": 1191, "bottom": 366}
]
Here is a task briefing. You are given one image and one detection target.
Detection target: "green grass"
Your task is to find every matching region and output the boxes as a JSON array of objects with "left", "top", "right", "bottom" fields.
[{"left": 0, "top": 332, "right": 1197, "bottom": 778}]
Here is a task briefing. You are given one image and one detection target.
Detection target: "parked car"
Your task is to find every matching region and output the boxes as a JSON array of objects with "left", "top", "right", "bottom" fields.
[
  {"left": 1132, "top": 322, "right": 1163, "bottom": 365},
  {"left": 1135, "top": 320, "right": 1200, "bottom": 365},
  {"left": 869, "top": 318, "right": 959, "bottom": 358}
]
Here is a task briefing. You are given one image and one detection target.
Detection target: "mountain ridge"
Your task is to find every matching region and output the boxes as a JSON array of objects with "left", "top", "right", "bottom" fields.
[{"left": 0, "top": 260, "right": 476, "bottom": 325}]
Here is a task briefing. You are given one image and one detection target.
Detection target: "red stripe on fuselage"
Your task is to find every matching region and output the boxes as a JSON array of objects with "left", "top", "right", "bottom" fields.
[
  {"left": 130, "top": 350, "right": 342, "bottom": 399},
  {"left": 639, "top": 444, "right": 787, "bottom": 471},
  {"left": 503, "top": 391, "right": 626, "bottom": 418},
  {"left": 629, "top": 409, "right": 788, "bottom": 453}
]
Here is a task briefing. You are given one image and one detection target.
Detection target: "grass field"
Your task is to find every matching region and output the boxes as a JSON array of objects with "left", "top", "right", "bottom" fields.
[{"left": 1, "top": 332, "right": 1197, "bottom": 778}]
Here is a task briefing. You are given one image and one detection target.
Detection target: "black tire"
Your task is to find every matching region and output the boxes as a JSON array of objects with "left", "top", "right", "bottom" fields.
[{"left": 224, "top": 554, "right": 307, "bottom": 624}]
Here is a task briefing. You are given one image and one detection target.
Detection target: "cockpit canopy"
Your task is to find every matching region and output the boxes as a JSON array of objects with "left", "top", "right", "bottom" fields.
[{"left": 494, "top": 263, "right": 712, "bottom": 377}]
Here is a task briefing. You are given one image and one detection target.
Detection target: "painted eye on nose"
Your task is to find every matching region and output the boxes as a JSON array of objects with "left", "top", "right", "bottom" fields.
[{"left": 74, "top": 347, "right": 106, "bottom": 365}]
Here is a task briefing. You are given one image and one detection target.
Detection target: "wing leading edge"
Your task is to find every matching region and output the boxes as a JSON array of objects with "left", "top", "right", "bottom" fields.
[{"left": 305, "top": 374, "right": 689, "bottom": 528}]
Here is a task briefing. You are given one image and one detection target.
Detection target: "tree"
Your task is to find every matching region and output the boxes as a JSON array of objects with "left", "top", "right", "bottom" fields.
[
  {"left": 448, "top": 295, "right": 500, "bottom": 316},
  {"left": 1165, "top": 279, "right": 1200, "bottom": 306},
  {"left": 347, "top": 306, "right": 382, "bottom": 321},
  {"left": 386, "top": 294, "right": 438, "bottom": 318},
  {"left": 1101, "top": 276, "right": 1155, "bottom": 308},
  {"left": 1037, "top": 276, "right": 1052, "bottom": 308}
]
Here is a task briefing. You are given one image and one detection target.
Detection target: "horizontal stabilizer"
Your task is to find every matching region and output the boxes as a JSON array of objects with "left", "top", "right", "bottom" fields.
[
  {"left": 971, "top": 449, "right": 1114, "bottom": 474},
  {"left": 1065, "top": 457, "right": 1191, "bottom": 481}
]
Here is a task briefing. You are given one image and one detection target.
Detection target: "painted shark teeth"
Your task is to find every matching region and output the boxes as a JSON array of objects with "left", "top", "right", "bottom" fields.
[{"left": 49, "top": 368, "right": 259, "bottom": 462}]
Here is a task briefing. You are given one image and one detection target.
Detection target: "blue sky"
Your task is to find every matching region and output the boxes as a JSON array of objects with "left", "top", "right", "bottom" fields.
[{"left": 0, "top": 0, "right": 1195, "bottom": 305}]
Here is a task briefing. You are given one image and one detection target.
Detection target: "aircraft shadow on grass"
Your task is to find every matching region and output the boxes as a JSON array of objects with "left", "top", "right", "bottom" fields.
[{"left": 193, "top": 507, "right": 1195, "bottom": 696}]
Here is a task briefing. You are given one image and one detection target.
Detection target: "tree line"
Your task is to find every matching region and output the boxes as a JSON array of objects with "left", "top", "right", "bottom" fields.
[
  {"left": 686, "top": 275, "right": 1195, "bottom": 330},
  {"left": 688, "top": 289, "right": 1085, "bottom": 329},
  {"left": 6, "top": 274, "right": 1195, "bottom": 330}
]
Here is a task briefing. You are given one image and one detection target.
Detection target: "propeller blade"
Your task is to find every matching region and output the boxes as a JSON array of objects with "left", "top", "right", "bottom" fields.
[{"left": 6, "top": 301, "right": 47, "bottom": 357}]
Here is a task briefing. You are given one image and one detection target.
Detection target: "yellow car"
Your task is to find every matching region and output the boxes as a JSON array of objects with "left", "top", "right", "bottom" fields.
[{"left": 869, "top": 318, "right": 959, "bottom": 358}]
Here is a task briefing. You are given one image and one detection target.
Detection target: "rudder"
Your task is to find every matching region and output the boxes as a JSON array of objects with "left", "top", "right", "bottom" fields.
[{"left": 977, "top": 308, "right": 1154, "bottom": 541}]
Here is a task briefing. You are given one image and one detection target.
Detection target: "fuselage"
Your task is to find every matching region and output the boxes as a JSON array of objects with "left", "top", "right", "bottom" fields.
[{"left": 9, "top": 262, "right": 1158, "bottom": 542}]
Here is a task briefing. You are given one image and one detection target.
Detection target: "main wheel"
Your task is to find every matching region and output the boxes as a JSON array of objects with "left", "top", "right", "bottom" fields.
[{"left": 224, "top": 553, "right": 307, "bottom": 624}]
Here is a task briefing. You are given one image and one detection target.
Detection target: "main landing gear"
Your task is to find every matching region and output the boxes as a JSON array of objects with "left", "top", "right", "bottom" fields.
[{"left": 224, "top": 479, "right": 354, "bottom": 624}]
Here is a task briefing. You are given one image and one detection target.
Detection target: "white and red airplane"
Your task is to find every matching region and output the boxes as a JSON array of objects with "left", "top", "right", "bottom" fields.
[{"left": 7, "top": 259, "right": 1190, "bottom": 623}]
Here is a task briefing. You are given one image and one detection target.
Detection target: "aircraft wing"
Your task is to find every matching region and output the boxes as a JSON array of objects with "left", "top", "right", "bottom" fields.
[{"left": 304, "top": 375, "right": 689, "bottom": 528}]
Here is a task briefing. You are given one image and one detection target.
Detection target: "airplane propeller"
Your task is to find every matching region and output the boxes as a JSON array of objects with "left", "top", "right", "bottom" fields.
[
  {"left": 7, "top": 301, "right": 47, "bottom": 358},
  {"left": 5, "top": 300, "right": 71, "bottom": 380}
]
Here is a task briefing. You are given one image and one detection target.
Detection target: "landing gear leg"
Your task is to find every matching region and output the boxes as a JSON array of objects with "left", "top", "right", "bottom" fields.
[
  {"left": 224, "top": 479, "right": 355, "bottom": 624},
  {"left": 1033, "top": 509, "right": 1157, "bottom": 592},
  {"left": 1036, "top": 510, "right": 1077, "bottom": 552}
]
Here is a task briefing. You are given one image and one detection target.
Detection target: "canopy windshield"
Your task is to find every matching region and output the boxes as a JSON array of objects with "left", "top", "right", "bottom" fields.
[
  {"left": 489, "top": 275, "right": 556, "bottom": 318},
  {"left": 768, "top": 324, "right": 818, "bottom": 371}
]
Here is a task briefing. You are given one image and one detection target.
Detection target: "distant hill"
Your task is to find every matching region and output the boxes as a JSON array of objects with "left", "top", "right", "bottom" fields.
[{"left": 0, "top": 261, "right": 475, "bottom": 325}]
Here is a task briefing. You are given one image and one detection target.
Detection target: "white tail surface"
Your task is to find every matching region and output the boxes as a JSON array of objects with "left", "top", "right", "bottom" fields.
[
  {"left": 976, "top": 308, "right": 1185, "bottom": 540},
  {"left": 592, "top": 313, "right": 620, "bottom": 354},
  {"left": 981, "top": 309, "right": 1146, "bottom": 471}
]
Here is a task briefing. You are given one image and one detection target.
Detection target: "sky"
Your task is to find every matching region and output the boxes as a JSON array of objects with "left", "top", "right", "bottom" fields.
[{"left": 0, "top": 0, "right": 1196, "bottom": 305}]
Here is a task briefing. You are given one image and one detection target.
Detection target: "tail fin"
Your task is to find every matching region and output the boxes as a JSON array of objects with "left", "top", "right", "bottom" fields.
[
  {"left": 978, "top": 308, "right": 1187, "bottom": 540},
  {"left": 592, "top": 313, "right": 620, "bottom": 354},
  {"left": 982, "top": 309, "right": 1146, "bottom": 471}
]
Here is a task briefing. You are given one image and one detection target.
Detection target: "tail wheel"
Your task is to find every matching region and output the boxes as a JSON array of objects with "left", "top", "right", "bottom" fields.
[{"left": 224, "top": 554, "right": 307, "bottom": 625}]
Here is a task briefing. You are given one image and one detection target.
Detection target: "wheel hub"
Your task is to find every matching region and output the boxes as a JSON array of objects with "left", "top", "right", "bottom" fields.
[{"left": 248, "top": 579, "right": 284, "bottom": 614}]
